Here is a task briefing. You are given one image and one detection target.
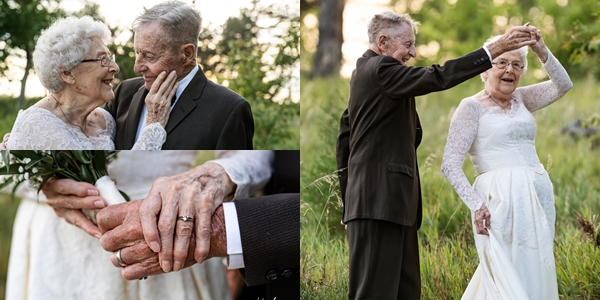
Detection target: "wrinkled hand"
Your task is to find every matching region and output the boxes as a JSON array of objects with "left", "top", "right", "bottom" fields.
[
  {"left": 487, "top": 25, "right": 537, "bottom": 58},
  {"left": 42, "top": 177, "right": 107, "bottom": 238},
  {"left": 0, "top": 133, "right": 9, "bottom": 149},
  {"left": 145, "top": 70, "right": 178, "bottom": 127},
  {"left": 98, "top": 201, "right": 227, "bottom": 280},
  {"left": 139, "top": 163, "right": 235, "bottom": 273},
  {"left": 524, "top": 23, "right": 548, "bottom": 63},
  {"left": 474, "top": 203, "right": 491, "bottom": 236}
]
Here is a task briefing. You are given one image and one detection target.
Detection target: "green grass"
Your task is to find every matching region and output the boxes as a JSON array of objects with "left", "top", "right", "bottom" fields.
[
  {"left": 300, "top": 74, "right": 600, "bottom": 299},
  {"left": 0, "top": 194, "right": 21, "bottom": 300}
]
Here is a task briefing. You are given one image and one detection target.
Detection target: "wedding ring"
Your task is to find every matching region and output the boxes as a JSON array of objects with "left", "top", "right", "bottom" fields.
[
  {"left": 116, "top": 249, "right": 127, "bottom": 267},
  {"left": 178, "top": 215, "right": 194, "bottom": 222}
]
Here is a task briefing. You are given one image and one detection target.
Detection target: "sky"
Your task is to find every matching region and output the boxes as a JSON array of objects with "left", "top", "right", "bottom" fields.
[{"left": 1, "top": 0, "right": 299, "bottom": 100}]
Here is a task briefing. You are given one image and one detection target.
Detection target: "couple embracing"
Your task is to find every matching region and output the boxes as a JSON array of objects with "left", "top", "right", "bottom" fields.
[{"left": 337, "top": 11, "right": 572, "bottom": 300}]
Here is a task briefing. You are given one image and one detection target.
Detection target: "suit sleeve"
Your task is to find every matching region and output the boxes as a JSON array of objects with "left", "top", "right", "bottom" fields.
[
  {"left": 378, "top": 48, "right": 492, "bottom": 99},
  {"left": 216, "top": 100, "right": 254, "bottom": 150},
  {"left": 336, "top": 108, "right": 350, "bottom": 206},
  {"left": 234, "top": 193, "right": 299, "bottom": 286}
]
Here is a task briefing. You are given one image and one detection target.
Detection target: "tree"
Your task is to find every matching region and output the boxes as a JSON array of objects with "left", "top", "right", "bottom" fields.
[
  {"left": 310, "top": 0, "right": 344, "bottom": 77},
  {"left": 203, "top": 1, "right": 300, "bottom": 149},
  {"left": 0, "top": 0, "right": 64, "bottom": 107}
]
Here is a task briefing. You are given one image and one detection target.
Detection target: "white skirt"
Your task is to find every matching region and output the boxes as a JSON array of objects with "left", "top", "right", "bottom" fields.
[{"left": 461, "top": 167, "right": 558, "bottom": 300}]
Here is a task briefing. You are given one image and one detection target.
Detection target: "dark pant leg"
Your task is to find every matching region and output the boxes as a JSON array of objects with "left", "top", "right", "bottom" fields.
[{"left": 347, "top": 219, "right": 420, "bottom": 300}]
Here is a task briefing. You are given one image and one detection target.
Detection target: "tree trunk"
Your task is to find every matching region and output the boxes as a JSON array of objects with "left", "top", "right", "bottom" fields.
[
  {"left": 311, "top": 0, "right": 344, "bottom": 77},
  {"left": 17, "top": 48, "right": 33, "bottom": 108}
]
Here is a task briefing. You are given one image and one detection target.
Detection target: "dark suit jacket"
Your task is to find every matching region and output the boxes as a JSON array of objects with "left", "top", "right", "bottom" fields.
[
  {"left": 336, "top": 49, "right": 492, "bottom": 228},
  {"left": 105, "top": 68, "right": 254, "bottom": 150},
  {"left": 234, "top": 193, "right": 299, "bottom": 299}
]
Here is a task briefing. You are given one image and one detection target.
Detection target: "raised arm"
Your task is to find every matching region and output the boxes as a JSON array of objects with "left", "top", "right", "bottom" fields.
[
  {"left": 518, "top": 37, "right": 573, "bottom": 112},
  {"left": 440, "top": 98, "right": 484, "bottom": 212}
]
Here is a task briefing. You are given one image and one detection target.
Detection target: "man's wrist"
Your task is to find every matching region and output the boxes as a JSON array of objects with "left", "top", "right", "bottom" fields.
[{"left": 208, "top": 205, "right": 228, "bottom": 258}]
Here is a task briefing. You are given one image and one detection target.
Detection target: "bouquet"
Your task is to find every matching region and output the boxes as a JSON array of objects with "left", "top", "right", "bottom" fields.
[{"left": 0, "top": 150, "right": 128, "bottom": 221}]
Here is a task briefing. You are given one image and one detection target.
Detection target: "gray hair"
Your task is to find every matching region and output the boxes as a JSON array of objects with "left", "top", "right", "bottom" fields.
[
  {"left": 33, "top": 16, "right": 111, "bottom": 93},
  {"left": 481, "top": 35, "right": 528, "bottom": 82},
  {"left": 368, "top": 11, "right": 420, "bottom": 45},
  {"left": 133, "top": 0, "right": 202, "bottom": 56}
]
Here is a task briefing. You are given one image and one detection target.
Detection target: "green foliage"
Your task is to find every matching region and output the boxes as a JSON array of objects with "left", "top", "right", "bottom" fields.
[
  {"left": 0, "top": 95, "right": 39, "bottom": 135},
  {"left": 210, "top": 1, "right": 300, "bottom": 149},
  {"left": 0, "top": 0, "right": 64, "bottom": 78},
  {"left": 564, "top": 4, "right": 600, "bottom": 78},
  {"left": 301, "top": 75, "right": 600, "bottom": 299},
  {"left": 0, "top": 193, "right": 20, "bottom": 299}
]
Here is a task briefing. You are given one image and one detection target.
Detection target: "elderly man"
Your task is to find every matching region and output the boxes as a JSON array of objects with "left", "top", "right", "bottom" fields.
[
  {"left": 106, "top": 0, "right": 254, "bottom": 150},
  {"left": 336, "top": 11, "right": 538, "bottom": 299}
]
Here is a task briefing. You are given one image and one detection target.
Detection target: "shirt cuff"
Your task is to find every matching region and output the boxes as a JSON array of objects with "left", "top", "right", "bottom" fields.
[
  {"left": 223, "top": 202, "right": 244, "bottom": 269},
  {"left": 482, "top": 46, "right": 492, "bottom": 61}
]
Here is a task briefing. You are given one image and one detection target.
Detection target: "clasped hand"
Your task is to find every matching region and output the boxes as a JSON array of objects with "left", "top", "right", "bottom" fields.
[{"left": 42, "top": 163, "right": 234, "bottom": 279}]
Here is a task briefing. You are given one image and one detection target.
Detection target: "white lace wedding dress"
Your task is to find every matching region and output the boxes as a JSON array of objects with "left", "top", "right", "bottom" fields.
[
  {"left": 441, "top": 49, "right": 572, "bottom": 300},
  {"left": 6, "top": 150, "right": 274, "bottom": 300},
  {"left": 6, "top": 107, "right": 166, "bottom": 150}
]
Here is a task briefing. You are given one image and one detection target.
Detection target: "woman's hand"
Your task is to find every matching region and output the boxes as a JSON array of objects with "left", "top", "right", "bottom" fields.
[
  {"left": 42, "top": 177, "right": 107, "bottom": 238},
  {"left": 525, "top": 23, "right": 548, "bottom": 63},
  {"left": 145, "top": 70, "right": 178, "bottom": 127},
  {"left": 139, "top": 163, "right": 236, "bottom": 273},
  {"left": 474, "top": 203, "right": 491, "bottom": 236}
]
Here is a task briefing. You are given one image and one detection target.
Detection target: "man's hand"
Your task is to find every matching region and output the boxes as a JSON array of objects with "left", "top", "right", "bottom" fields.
[
  {"left": 487, "top": 25, "right": 537, "bottom": 58},
  {"left": 139, "top": 163, "right": 235, "bottom": 273},
  {"left": 98, "top": 201, "right": 227, "bottom": 280},
  {"left": 474, "top": 203, "right": 491, "bottom": 236},
  {"left": 145, "top": 70, "right": 178, "bottom": 127},
  {"left": 42, "top": 177, "right": 107, "bottom": 238}
]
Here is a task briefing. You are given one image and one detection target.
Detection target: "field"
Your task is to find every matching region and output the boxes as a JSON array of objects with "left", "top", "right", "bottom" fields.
[{"left": 300, "top": 74, "right": 600, "bottom": 299}]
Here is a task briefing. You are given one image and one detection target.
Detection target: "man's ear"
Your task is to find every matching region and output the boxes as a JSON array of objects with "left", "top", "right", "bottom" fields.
[
  {"left": 377, "top": 34, "right": 388, "bottom": 52},
  {"left": 60, "top": 70, "right": 75, "bottom": 85},
  {"left": 181, "top": 44, "right": 196, "bottom": 64}
]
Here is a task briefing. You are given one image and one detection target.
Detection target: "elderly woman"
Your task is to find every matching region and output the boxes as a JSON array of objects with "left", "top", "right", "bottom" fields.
[
  {"left": 6, "top": 16, "right": 175, "bottom": 150},
  {"left": 4, "top": 16, "right": 231, "bottom": 300},
  {"left": 441, "top": 27, "right": 572, "bottom": 299}
]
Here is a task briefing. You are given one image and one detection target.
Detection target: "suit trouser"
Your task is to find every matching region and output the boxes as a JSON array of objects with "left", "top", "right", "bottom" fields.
[{"left": 347, "top": 219, "right": 420, "bottom": 300}]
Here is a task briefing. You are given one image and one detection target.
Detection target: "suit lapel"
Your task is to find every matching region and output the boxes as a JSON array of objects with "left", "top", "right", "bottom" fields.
[
  {"left": 124, "top": 87, "right": 148, "bottom": 149},
  {"left": 165, "top": 68, "right": 208, "bottom": 134}
]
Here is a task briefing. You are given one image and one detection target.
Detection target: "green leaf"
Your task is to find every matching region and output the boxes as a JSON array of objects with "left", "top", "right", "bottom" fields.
[
  {"left": 0, "top": 175, "right": 14, "bottom": 191},
  {"left": 119, "top": 189, "right": 130, "bottom": 202},
  {"left": 71, "top": 150, "right": 91, "bottom": 164},
  {"left": 92, "top": 151, "right": 108, "bottom": 176}
]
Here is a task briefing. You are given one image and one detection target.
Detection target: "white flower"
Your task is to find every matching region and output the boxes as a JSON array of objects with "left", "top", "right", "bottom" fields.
[
  {"left": 23, "top": 157, "right": 31, "bottom": 164},
  {"left": 18, "top": 174, "right": 24, "bottom": 181},
  {"left": 32, "top": 167, "right": 38, "bottom": 174},
  {"left": 24, "top": 172, "right": 29, "bottom": 180},
  {"left": 18, "top": 166, "right": 24, "bottom": 173}
]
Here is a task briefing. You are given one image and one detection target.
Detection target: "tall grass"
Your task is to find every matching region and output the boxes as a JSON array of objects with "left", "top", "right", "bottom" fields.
[{"left": 300, "top": 74, "right": 600, "bottom": 299}]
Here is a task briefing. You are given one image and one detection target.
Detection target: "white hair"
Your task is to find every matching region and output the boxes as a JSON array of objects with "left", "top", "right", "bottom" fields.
[
  {"left": 481, "top": 35, "right": 528, "bottom": 82},
  {"left": 133, "top": 0, "right": 202, "bottom": 56},
  {"left": 33, "top": 16, "right": 111, "bottom": 93},
  {"left": 368, "top": 11, "right": 420, "bottom": 45}
]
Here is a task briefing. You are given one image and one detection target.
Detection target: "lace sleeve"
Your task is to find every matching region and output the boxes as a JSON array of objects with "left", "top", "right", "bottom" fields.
[
  {"left": 6, "top": 108, "right": 83, "bottom": 149},
  {"left": 441, "top": 98, "right": 485, "bottom": 211},
  {"left": 518, "top": 48, "right": 573, "bottom": 112},
  {"left": 131, "top": 122, "right": 166, "bottom": 150},
  {"left": 210, "top": 150, "right": 274, "bottom": 199}
]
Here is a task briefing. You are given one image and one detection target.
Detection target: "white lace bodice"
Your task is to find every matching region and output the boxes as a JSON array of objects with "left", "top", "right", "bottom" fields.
[
  {"left": 6, "top": 107, "right": 166, "bottom": 150},
  {"left": 441, "top": 49, "right": 573, "bottom": 211}
]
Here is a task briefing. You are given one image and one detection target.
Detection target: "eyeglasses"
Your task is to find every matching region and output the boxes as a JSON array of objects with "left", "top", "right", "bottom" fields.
[
  {"left": 81, "top": 54, "right": 115, "bottom": 67},
  {"left": 492, "top": 60, "right": 523, "bottom": 71}
]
